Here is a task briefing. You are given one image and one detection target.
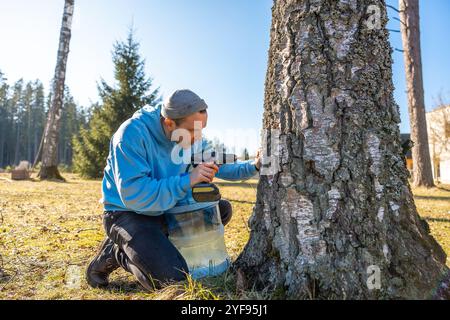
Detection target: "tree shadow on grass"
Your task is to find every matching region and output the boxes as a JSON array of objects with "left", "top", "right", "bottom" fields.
[
  {"left": 28, "top": 175, "right": 66, "bottom": 183},
  {"left": 228, "top": 199, "right": 256, "bottom": 205},
  {"left": 414, "top": 195, "right": 450, "bottom": 201},
  {"left": 423, "top": 217, "right": 450, "bottom": 224},
  {"left": 436, "top": 184, "right": 450, "bottom": 192}
]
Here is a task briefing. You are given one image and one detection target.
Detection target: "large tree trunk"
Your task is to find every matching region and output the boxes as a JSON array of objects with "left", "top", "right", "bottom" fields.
[
  {"left": 38, "top": 0, "right": 74, "bottom": 180},
  {"left": 234, "top": 0, "right": 449, "bottom": 299},
  {"left": 399, "top": 0, "right": 434, "bottom": 187}
]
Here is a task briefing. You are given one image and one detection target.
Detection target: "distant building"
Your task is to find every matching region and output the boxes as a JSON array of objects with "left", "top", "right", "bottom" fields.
[{"left": 426, "top": 105, "right": 450, "bottom": 183}]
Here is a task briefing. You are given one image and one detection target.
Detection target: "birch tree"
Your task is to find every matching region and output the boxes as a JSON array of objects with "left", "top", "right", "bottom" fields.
[
  {"left": 234, "top": 0, "right": 449, "bottom": 299},
  {"left": 37, "top": 0, "right": 74, "bottom": 180}
]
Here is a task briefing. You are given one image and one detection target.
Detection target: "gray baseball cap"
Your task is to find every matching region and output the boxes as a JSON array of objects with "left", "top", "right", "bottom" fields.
[{"left": 161, "top": 89, "right": 208, "bottom": 119}]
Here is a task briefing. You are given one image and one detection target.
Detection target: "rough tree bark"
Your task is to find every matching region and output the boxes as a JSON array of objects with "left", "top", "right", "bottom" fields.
[
  {"left": 37, "top": 0, "right": 74, "bottom": 180},
  {"left": 234, "top": 0, "right": 449, "bottom": 299},
  {"left": 399, "top": 0, "right": 434, "bottom": 187}
]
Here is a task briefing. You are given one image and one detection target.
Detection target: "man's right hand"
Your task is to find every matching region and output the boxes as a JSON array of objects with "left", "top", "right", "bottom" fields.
[{"left": 189, "top": 162, "right": 219, "bottom": 187}]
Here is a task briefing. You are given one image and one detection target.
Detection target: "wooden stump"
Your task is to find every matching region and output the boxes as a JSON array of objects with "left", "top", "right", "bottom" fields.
[{"left": 11, "top": 169, "right": 30, "bottom": 180}]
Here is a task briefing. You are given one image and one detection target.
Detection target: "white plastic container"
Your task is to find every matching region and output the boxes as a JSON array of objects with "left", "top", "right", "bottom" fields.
[{"left": 165, "top": 202, "right": 230, "bottom": 279}]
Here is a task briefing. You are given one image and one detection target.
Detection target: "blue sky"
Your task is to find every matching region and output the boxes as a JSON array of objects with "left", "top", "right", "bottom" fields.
[{"left": 0, "top": 0, "right": 449, "bottom": 154}]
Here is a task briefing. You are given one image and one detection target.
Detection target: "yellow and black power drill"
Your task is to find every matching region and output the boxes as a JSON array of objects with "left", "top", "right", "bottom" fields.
[{"left": 189, "top": 151, "right": 237, "bottom": 202}]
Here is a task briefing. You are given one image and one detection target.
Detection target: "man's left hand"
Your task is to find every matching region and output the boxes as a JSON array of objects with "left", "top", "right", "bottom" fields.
[{"left": 254, "top": 148, "right": 262, "bottom": 171}]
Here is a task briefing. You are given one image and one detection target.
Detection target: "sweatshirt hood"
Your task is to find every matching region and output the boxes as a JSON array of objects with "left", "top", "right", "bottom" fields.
[{"left": 134, "top": 104, "right": 174, "bottom": 148}]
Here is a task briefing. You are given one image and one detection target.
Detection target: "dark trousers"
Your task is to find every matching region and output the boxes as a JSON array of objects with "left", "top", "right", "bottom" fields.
[{"left": 103, "top": 200, "right": 232, "bottom": 289}]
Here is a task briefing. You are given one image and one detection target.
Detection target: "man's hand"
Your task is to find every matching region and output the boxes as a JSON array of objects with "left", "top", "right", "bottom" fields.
[
  {"left": 254, "top": 148, "right": 262, "bottom": 171},
  {"left": 189, "top": 162, "right": 219, "bottom": 187}
]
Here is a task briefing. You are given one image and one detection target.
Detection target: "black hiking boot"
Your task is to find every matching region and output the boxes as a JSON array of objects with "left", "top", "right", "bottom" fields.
[{"left": 86, "top": 237, "right": 120, "bottom": 288}]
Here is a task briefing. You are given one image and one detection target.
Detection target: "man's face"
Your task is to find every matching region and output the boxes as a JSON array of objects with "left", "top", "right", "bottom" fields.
[{"left": 171, "top": 110, "right": 208, "bottom": 148}]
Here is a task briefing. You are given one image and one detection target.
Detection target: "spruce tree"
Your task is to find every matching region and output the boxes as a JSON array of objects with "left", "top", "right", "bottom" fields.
[{"left": 73, "top": 30, "right": 160, "bottom": 178}]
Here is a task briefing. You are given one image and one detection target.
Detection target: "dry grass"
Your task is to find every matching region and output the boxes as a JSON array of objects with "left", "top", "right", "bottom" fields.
[
  {"left": 410, "top": 184, "right": 450, "bottom": 266},
  {"left": 0, "top": 172, "right": 448, "bottom": 299}
]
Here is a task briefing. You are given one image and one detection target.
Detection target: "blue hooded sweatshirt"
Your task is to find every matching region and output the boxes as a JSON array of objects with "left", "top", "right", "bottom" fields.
[{"left": 101, "top": 104, "right": 258, "bottom": 215}]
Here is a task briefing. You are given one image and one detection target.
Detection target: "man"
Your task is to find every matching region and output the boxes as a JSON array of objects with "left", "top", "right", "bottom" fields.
[{"left": 86, "top": 89, "right": 260, "bottom": 291}]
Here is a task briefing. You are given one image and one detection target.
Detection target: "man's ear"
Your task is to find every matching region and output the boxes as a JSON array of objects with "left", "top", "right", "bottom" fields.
[{"left": 163, "top": 118, "right": 176, "bottom": 129}]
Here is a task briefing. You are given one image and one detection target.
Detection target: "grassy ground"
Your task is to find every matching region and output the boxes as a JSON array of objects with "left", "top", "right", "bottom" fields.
[{"left": 0, "top": 172, "right": 448, "bottom": 300}]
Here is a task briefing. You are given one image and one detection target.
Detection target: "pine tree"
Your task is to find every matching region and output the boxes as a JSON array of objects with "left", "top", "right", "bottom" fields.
[
  {"left": 23, "top": 82, "right": 34, "bottom": 163},
  {"left": 73, "top": 30, "right": 160, "bottom": 178},
  {"left": 11, "top": 79, "right": 24, "bottom": 165},
  {"left": 399, "top": 0, "right": 434, "bottom": 187},
  {"left": 0, "top": 70, "right": 9, "bottom": 168},
  {"left": 31, "top": 81, "right": 46, "bottom": 164},
  {"left": 0, "top": 70, "right": 83, "bottom": 169},
  {"left": 242, "top": 148, "right": 250, "bottom": 160},
  {"left": 0, "top": 71, "right": 9, "bottom": 168}
]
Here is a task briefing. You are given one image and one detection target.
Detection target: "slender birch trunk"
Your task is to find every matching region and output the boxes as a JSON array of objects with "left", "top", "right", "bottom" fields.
[{"left": 37, "top": 0, "right": 74, "bottom": 180}]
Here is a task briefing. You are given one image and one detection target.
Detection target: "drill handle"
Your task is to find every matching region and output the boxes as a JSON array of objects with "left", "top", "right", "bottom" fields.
[{"left": 192, "top": 182, "right": 221, "bottom": 202}]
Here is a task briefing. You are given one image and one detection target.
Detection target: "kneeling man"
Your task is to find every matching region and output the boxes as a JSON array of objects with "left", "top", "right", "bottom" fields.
[{"left": 86, "top": 89, "right": 260, "bottom": 290}]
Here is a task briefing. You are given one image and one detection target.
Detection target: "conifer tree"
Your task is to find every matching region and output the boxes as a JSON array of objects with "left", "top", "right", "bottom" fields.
[{"left": 73, "top": 30, "right": 160, "bottom": 178}]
